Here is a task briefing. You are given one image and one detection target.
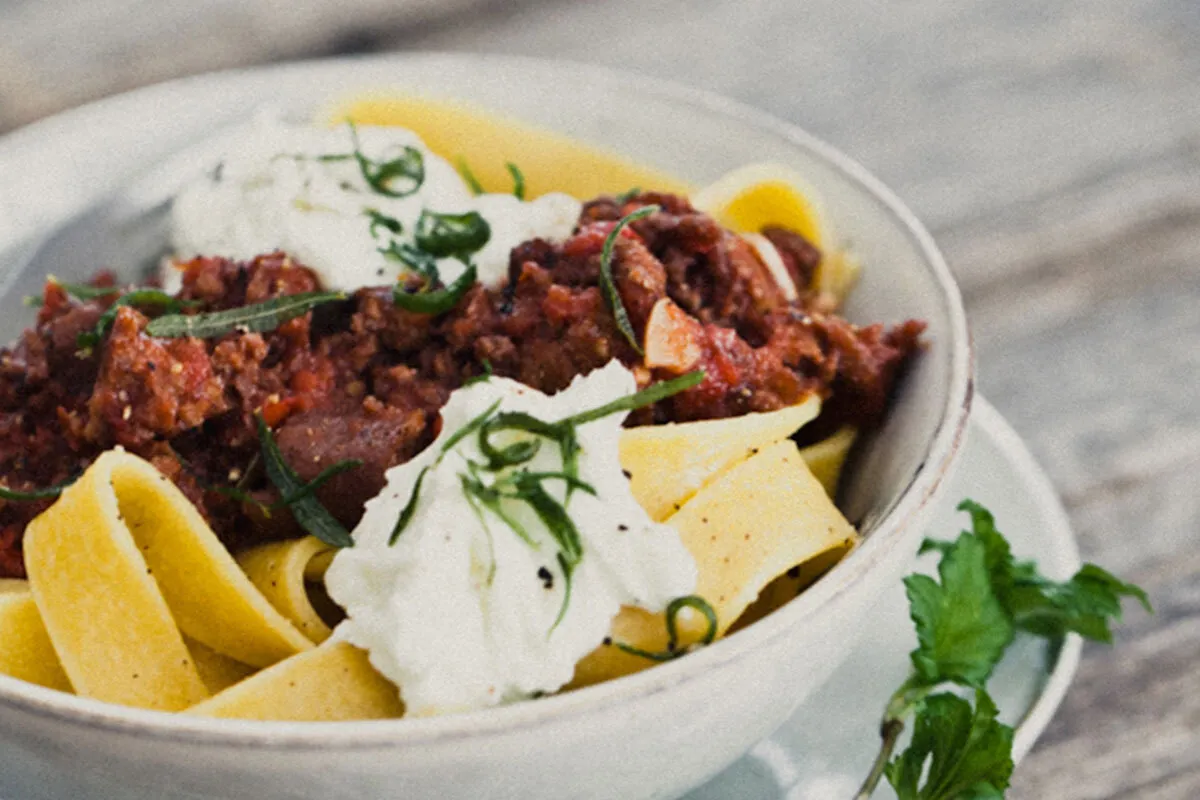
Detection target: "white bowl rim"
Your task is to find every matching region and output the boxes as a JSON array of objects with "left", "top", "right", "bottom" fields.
[{"left": 0, "top": 51, "right": 973, "bottom": 748}]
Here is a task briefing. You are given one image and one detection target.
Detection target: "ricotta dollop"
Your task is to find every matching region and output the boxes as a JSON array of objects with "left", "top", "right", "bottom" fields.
[
  {"left": 324, "top": 361, "right": 698, "bottom": 716},
  {"left": 168, "top": 115, "right": 581, "bottom": 291}
]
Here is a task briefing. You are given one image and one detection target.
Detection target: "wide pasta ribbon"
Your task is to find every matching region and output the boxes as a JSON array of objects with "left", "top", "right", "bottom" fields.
[
  {"left": 24, "top": 450, "right": 314, "bottom": 710},
  {"left": 573, "top": 430, "right": 858, "bottom": 687}
]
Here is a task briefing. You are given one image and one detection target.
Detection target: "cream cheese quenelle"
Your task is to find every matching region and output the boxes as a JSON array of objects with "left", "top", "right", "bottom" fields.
[
  {"left": 324, "top": 361, "right": 699, "bottom": 717},
  {"left": 168, "top": 114, "right": 581, "bottom": 292}
]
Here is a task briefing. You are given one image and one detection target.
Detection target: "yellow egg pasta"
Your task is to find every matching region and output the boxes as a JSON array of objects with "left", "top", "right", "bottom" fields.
[
  {"left": 619, "top": 395, "right": 820, "bottom": 522},
  {"left": 187, "top": 641, "right": 404, "bottom": 721},
  {"left": 0, "top": 586, "right": 71, "bottom": 692},
  {"left": 237, "top": 537, "right": 336, "bottom": 644},
  {"left": 185, "top": 638, "right": 257, "bottom": 694},
  {"left": 331, "top": 94, "right": 691, "bottom": 201},
  {"left": 24, "top": 453, "right": 210, "bottom": 710},
  {"left": 798, "top": 425, "right": 858, "bottom": 499},
  {"left": 23, "top": 450, "right": 315, "bottom": 709},
  {"left": 573, "top": 439, "right": 857, "bottom": 687}
]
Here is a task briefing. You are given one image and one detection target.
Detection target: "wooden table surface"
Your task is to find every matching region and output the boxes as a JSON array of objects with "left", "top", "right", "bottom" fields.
[{"left": 2, "top": 0, "right": 1196, "bottom": 797}]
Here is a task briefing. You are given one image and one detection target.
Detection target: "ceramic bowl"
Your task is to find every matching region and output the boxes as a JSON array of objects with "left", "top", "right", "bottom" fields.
[{"left": 0, "top": 53, "right": 972, "bottom": 800}]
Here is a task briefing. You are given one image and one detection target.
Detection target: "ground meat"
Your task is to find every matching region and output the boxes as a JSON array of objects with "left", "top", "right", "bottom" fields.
[
  {"left": 86, "top": 306, "right": 229, "bottom": 448},
  {"left": 0, "top": 198, "right": 923, "bottom": 577}
]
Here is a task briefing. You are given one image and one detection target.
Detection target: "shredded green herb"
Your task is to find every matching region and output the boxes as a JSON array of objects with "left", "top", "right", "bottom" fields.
[
  {"left": 347, "top": 122, "right": 425, "bottom": 198},
  {"left": 389, "top": 466, "right": 430, "bottom": 546},
  {"left": 379, "top": 241, "right": 441, "bottom": 283},
  {"left": 0, "top": 476, "right": 77, "bottom": 502},
  {"left": 392, "top": 264, "right": 477, "bottom": 315},
  {"left": 560, "top": 370, "right": 704, "bottom": 427},
  {"left": 613, "top": 595, "right": 719, "bottom": 662},
  {"left": 145, "top": 291, "right": 344, "bottom": 339},
  {"left": 599, "top": 205, "right": 658, "bottom": 354},
  {"left": 457, "top": 157, "right": 486, "bottom": 195},
  {"left": 78, "top": 289, "right": 195, "bottom": 349},
  {"left": 506, "top": 162, "right": 526, "bottom": 200},
  {"left": 414, "top": 210, "right": 491, "bottom": 260},
  {"left": 365, "top": 208, "right": 403, "bottom": 238},
  {"left": 56, "top": 281, "right": 122, "bottom": 301},
  {"left": 462, "top": 359, "right": 494, "bottom": 387},
  {"left": 255, "top": 415, "right": 354, "bottom": 548},
  {"left": 615, "top": 187, "right": 642, "bottom": 204}
]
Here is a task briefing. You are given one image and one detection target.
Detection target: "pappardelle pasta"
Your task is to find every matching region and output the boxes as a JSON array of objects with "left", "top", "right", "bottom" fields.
[{"left": 0, "top": 96, "right": 922, "bottom": 719}]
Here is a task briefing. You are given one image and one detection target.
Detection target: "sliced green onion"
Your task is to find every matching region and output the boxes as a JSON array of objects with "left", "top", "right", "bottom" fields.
[{"left": 146, "top": 291, "right": 344, "bottom": 339}]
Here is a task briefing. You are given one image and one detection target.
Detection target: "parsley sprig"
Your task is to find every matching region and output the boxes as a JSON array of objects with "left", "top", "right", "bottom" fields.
[{"left": 854, "top": 500, "right": 1150, "bottom": 799}]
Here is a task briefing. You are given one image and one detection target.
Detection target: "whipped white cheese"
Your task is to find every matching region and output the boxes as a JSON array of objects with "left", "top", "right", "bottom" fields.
[
  {"left": 324, "top": 361, "right": 697, "bottom": 716},
  {"left": 168, "top": 115, "right": 581, "bottom": 292}
]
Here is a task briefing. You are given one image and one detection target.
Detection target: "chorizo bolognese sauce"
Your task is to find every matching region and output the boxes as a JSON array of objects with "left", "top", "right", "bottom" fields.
[{"left": 0, "top": 193, "right": 922, "bottom": 579}]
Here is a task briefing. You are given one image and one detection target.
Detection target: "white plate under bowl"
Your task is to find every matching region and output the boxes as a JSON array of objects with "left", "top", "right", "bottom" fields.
[{"left": 687, "top": 397, "right": 1082, "bottom": 799}]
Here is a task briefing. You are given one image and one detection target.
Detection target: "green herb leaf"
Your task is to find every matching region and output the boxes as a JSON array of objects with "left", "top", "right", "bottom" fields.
[
  {"left": 78, "top": 289, "right": 193, "bottom": 349},
  {"left": 56, "top": 281, "right": 122, "bottom": 301},
  {"left": 440, "top": 399, "right": 502, "bottom": 457},
  {"left": 905, "top": 533, "right": 1014, "bottom": 688},
  {"left": 146, "top": 291, "right": 344, "bottom": 339},
  {"left": 615, "top": 187, "right": 642, "bottom": 204},
  {"left": 506, "top": 162, "right": 526, "bottom": 200},
  {"left": 379, "top": 241, "right": 441, "bottom": 283},
  {"left": 614, "top": 595, "right": 719, "bottom": 662},
  {"left": 392, "top": 264, "right": 477, "bottom": 315},
  {"left": 365, "top": 208, "right": 404, "bottom": 237},
  {"left": 856, "top": 502, "right": 1149, "bottom": 800},
  {"left": 885, "top": 690, "right": 1014, "bottom": 800},
  {"left": 924, "top": 500, "right": 1152, "bottom": 644},
  {"left": 279, "top": 459, "right": 363, "bottom": 505},
  {"left": 0, "top": 477, "right": 76, "bottom": 502},
  {"left": 457, "top": 157, "right": 485, "bottom": 195},
  {"left": 347, "top": 123, "right": 424, "bottom": 198},
  {"left": 559, "top": 369, "right": 704, "bottom": 427},
  {"left": 599, "top": 205, "right": 657, "bottom": 354},
  {"left": 414, "top": 210, "right": 491, "bottom": 259},
  {"left": 389, "top": 465, "right": 430, "bottom": 546},
  {"left": 462, "top": 359, "right": 494, "bottom": 387},
  {"left": 255, "top": 415, "right": 353, "bottom": 548},
  {"left": 461, "top": 471, "right": 539, "bottom": 548}
]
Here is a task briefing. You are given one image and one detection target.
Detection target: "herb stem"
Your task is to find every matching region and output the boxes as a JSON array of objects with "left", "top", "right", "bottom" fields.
[
  {"left": 854, "top": 716, "right": 907, "bottom": 800},
  {"left": 853, "top": 672, "right": 936, "bottom": 798}
]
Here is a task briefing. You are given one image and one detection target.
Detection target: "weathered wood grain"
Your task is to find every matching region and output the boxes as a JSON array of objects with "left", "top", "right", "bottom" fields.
[{"left": 2, "top": 0, "right": 1197, "bottom": 796}]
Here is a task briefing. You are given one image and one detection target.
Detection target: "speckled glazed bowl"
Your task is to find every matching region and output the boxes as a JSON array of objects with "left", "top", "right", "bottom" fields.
[{"left": 0, "top": 54, "right": 972, "bottom": 800}]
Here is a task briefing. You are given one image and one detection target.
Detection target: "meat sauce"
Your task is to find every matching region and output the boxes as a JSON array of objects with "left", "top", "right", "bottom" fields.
[{"left": 0, "top": 195, "right": 922, "bottom": 578}]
